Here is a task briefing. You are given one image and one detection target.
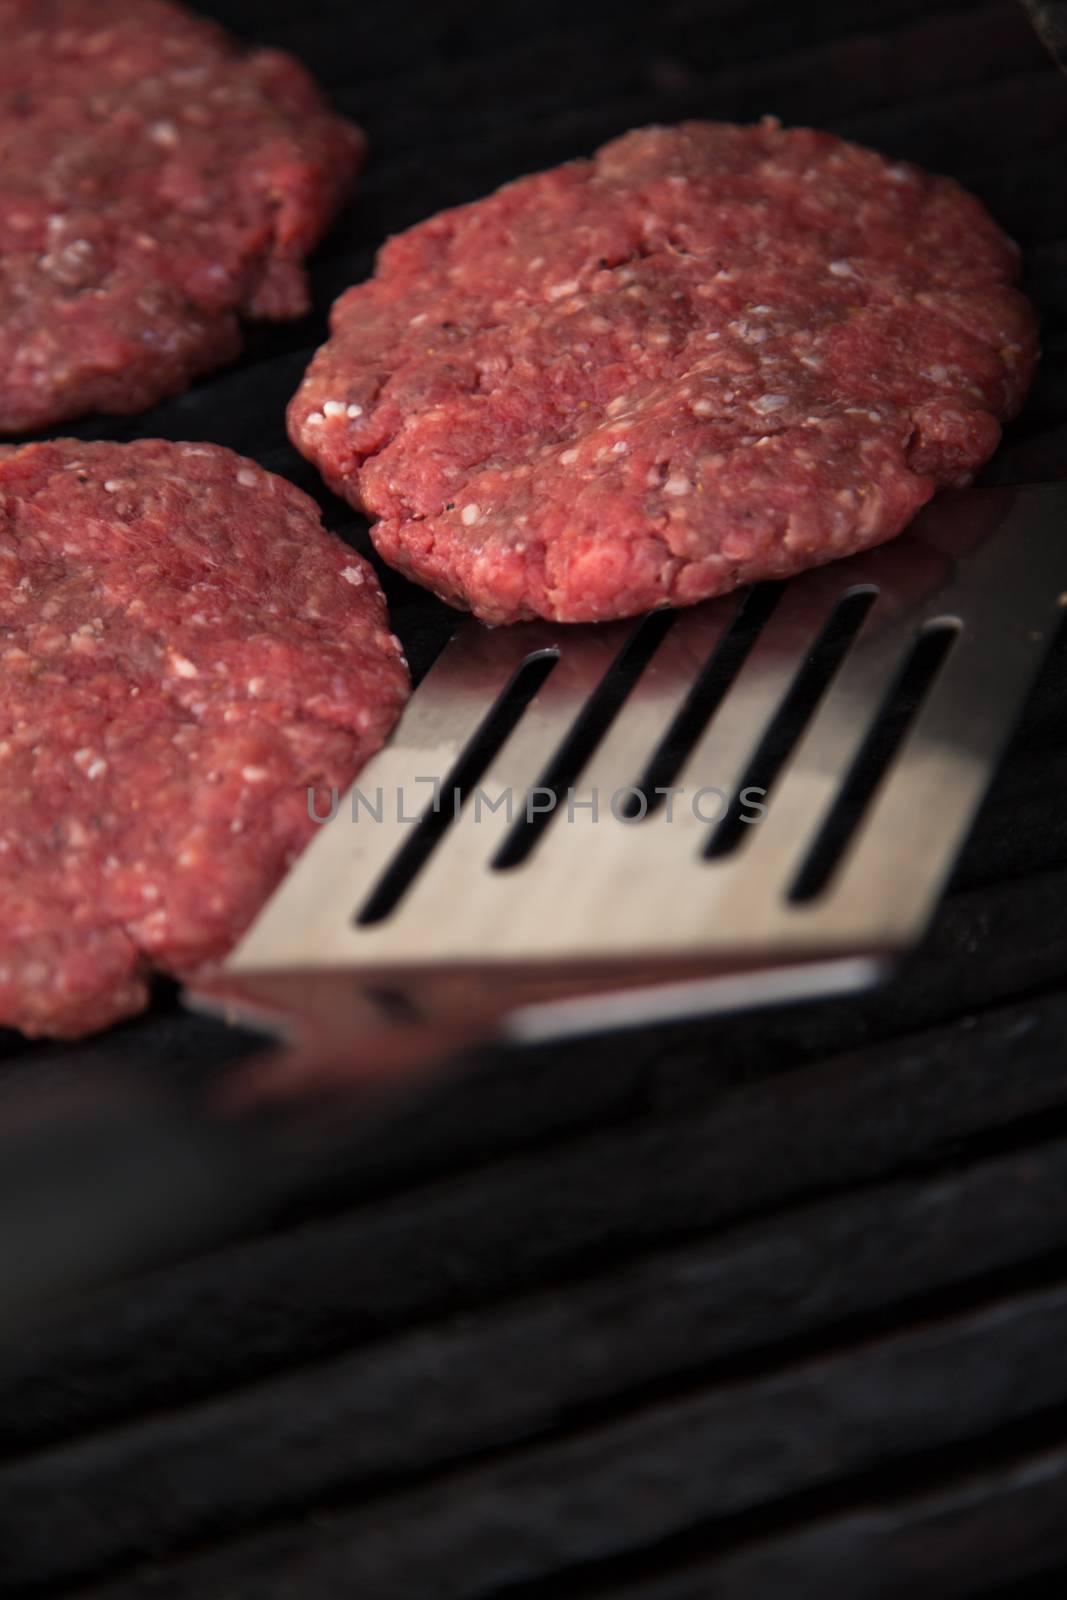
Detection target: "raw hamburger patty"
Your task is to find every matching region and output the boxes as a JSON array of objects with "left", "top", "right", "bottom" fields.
[
  {"left": 0, "top": 439, "right": 409, "bottom": 1039},
  {"left": 289, "top": 119, "right": 1038, "bottom": 625},
  {"left": 0, "top": 0, "right": 363, "bottom": 434}
]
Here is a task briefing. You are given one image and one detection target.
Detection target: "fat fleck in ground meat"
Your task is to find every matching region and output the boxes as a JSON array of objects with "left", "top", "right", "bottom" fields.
[
  {"left": 0, "top": 0, "right": 364, "bottom": 433},
  {"left": 0, "top": 439, "right": 409, "bottom": 1038},
  {"left": 289, "top": 119, "right": 1038, "bottom": 625}
]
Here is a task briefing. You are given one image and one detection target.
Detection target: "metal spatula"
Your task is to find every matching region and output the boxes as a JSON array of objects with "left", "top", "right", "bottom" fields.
[{"left": 191, "top": 484, "right": 1067, "bottom": 1091}]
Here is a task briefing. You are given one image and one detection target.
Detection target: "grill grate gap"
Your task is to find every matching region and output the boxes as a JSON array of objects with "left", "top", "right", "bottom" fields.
[
  {"left": 704, "top": 585, "right": 879, "bottom": 861},
  {"left": 492, "top": 610, "right": 676, "bottom": 871},
  {"left": 789, "top": 620, "right": 962, "bottom": 903},
  {"left": 355, "top": 650, "right": 559, "bottom": 926},
  {"left": 623, "top": 582, "right": 786, "bottom": 820}
]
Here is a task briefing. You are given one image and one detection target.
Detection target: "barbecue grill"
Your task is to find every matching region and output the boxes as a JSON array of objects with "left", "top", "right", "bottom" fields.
[{"left": 0, "top": 0, "right": 1066, "bottom": 1595}]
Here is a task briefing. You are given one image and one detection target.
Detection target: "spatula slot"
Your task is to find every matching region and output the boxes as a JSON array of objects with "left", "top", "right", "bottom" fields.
[
  {"left": 355, "top": 648, "right": 559, "bottom": 925},
  {"left": 788, "top": 619, "right": 961, "bottom": 903},
  {"left": 704, "top": 585, "right": 879, "bottom": 861},
  {"left": 491, "top": 610, "right": 675, "bottom": 870},
  {"left": 623, "top": 582, "right": 785, "bottom": 819}
]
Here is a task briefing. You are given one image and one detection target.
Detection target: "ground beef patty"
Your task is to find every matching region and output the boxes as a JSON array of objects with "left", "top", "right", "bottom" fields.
[
  {"left": 0, "top": 0, "right": 363, "bottom": 434},
  {"left": 289, "top": 119, "right": 1038, "bottom": 625},
  {"left": 0, "top": 439, "right": 409, "bottom": 1039}
]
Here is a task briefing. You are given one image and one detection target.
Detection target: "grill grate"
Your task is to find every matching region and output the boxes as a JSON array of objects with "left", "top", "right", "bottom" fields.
[{"left": 0, "top": 1, "right": 1066, "bottom": 1596}]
